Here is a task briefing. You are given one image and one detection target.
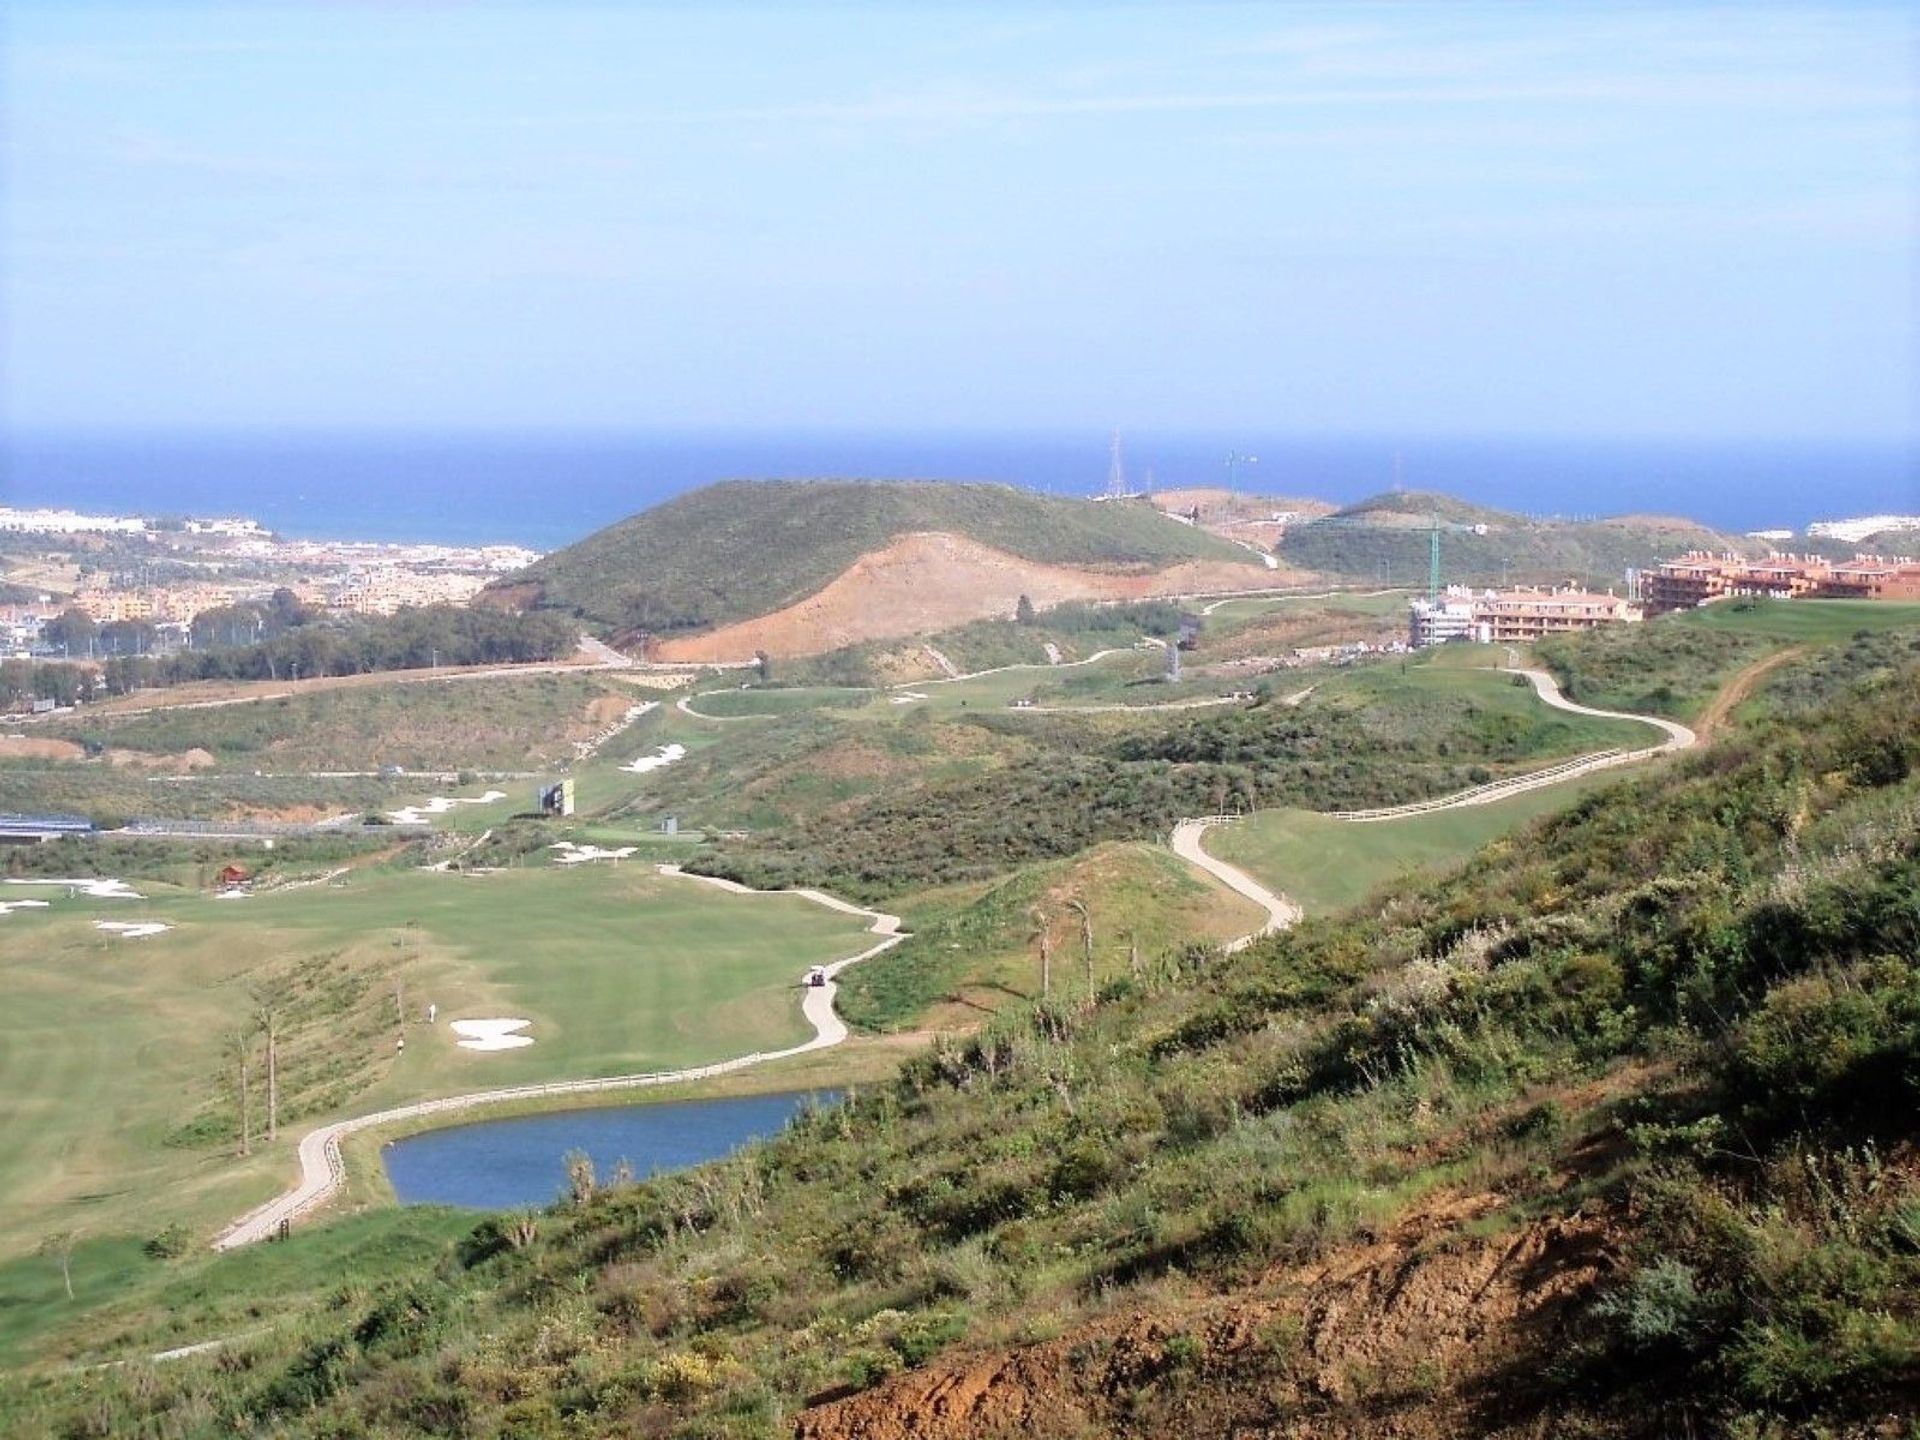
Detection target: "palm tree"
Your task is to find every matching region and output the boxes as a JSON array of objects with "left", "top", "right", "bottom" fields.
[
  {"left": 1029, "top": 907, "right": 1052, "bottom": 998},
  {"left": 226, "top": 1028, "right": 254, "bottom": 1157},
  {"left": 1066, "top": 897, "right": 1094, "bottom": 1002},
  {"left": 37, "top": 1231, "right": 76, "bottom": 1301}
]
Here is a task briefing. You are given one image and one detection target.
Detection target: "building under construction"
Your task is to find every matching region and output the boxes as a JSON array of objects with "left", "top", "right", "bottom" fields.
[{"left": 1410, "top": 585, "right": 1642, "bottom": 648}]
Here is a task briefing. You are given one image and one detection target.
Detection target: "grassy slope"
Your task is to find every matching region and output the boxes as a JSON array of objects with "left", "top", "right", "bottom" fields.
[
  {"left": 1227, "top": 608, "right": 1920, "bottom": 918},
  {"left": 837, "top": 842, "right": 1267, "bottom": 1032},
  {"left": 1209, "top": 773, "right": 1621, "bottom": 916},
  {"left": 496, "top": 480, "right": 1251, "bottom": 636},
  {"left": 9, "top": 646, "right": 1916, "bottom": 1435},
  {"left": 0, "top": 864, "right": 872, "bottom": 1259},
  {"left": 1681, "top": 596, "right": 1920, "bottom": 641},
  {"left": 0, "top": 766, "right": 404, "bottom": 825}
]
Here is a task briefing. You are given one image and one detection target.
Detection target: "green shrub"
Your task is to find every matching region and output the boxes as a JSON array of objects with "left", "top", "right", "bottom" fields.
[
  {"left": 1593, "top": 1259, "right": 1707, "bottom": 1351},
  {"left": 142, "top": 1225, "right": 192, "bottom": 1260}
]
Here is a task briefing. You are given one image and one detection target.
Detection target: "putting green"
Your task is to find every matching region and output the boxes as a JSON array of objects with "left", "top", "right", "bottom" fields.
[{"left": 1678, "top": 597, "right": 1920, "bottom": 642}]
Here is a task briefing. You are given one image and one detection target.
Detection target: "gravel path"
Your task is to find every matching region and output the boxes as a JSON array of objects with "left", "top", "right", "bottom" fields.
[{"left": 212, "top": 869, "right": 905, "bottom": 1250}]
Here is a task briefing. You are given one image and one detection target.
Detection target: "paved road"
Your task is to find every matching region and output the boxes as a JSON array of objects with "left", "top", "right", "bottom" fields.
[
  {"left": 1021, "top": 694, "right": 1248, "bottom": 715},
  {"left": 212, "top": 868, "right": 905, "bottom": 1250}
]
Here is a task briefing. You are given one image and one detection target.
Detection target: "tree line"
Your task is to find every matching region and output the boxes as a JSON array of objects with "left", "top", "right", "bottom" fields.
[{"left": 6, "top": 602, "right": 578, "bottom": 706}]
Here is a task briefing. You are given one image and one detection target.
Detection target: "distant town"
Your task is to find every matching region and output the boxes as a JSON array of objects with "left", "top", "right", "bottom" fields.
[{"left": 0, "top": 506, "right": 540, "bottom": 658}]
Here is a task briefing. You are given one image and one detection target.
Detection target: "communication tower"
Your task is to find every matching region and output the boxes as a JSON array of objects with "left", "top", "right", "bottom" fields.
[{"left": 1105, "top": 430, "right": 1128, "bottom": 499}]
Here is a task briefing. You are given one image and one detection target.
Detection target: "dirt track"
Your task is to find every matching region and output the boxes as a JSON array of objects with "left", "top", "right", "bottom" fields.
[{"left": 1693, "top": 645, "right": 1805, "bottom": 741}]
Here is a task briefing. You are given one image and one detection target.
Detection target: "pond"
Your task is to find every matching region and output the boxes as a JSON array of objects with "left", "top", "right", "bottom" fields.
[{"left": 382, "top": 1089, "right": 838, "bottom": 1209}]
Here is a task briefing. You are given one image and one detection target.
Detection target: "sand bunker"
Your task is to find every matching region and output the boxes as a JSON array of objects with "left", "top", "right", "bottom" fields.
[
  {"left": 620, "top": 742, "right": 686, "bottom": 775},
  {"left": 450, "top": 1017, "right": 535, "bottom": 1052},
  {"left": 5, "top": 877, "right": 144, "bottom": 900},
  {"left": 387, "top": 790, "right": 508, "bottom": 826},
  {"left": 574, "top": 700, "right": 660, "bottom": 760},
  {"left": 96, "top": 920, "right": 172, "bottom": 939},
  {"left": 550, "top": 842, "right": 638, "bottom": 864},
  {"left": 890, "top": 692, "right": 928, "bottom": 704},
  {"left": 0, "top": 899, "right": 52, "bottom": 917}
]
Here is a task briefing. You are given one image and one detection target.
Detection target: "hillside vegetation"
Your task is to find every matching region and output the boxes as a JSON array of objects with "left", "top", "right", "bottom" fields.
[
  {"left": 45, "top": 672, "right": 635, "bottom": 774},
  {"left": 1539, "top": 601, "right": 1920, "bottom": 721},
  {"left": 693, "top": 658, "right": 1651, "bottom": 897},
  {"left": 10, "top": 647, "right": 1918, "bottom": 1438},
  {"left": 489, "top": 481, "right": 1250, "bottom": 638},
  {"left": 1279, "top": 490, "right": 1750, "bottom": 589}
]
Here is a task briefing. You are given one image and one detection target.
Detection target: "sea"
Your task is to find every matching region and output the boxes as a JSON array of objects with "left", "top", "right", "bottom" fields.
[{"left": 2, "top": 431, "right": 1914, "bottom": 552}]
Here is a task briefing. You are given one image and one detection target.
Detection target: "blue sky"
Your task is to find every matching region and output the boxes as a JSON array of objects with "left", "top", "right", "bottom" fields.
[{"left": 3, "top": 2, "right": 1913, "bottom": 439}]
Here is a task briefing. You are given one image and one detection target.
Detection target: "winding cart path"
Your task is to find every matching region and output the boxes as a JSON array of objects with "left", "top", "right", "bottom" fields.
[
  {"left": 1172, "top": 664, "right": 1698, "bottom": 948},
  {"left": 213, "top": 869, "right": 905, "bottom": 1249}
]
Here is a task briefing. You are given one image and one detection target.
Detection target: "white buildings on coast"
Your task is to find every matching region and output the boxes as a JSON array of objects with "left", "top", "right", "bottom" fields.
[
  {"left": 0, "top": 507, "right": 149, "bottom": 536},
  {"left": 1806, "top": 515, "right": 1920, "bottom": 545}
]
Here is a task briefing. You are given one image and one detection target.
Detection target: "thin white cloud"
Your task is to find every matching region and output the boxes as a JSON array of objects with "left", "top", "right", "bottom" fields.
[{"left": 626, "top": 72, "right": 1907, "bottom": 130}]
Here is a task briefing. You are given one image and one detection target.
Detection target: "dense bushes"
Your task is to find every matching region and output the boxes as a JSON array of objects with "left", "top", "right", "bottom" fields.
[
  {"left": 699, "top": 672, "right": 1626, "bottom": 897},
  {"left": 1538, "top": 617, "right": 1773, "bottom": 719}
]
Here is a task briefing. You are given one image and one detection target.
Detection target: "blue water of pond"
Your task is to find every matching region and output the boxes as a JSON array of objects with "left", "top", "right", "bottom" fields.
[{"left": 382, "top": 1090, "right": 838, "bottom": 1209}]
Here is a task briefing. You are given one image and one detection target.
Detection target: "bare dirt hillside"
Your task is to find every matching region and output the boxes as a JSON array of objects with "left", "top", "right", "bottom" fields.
[
  {"left": 1150, "top": 490, "right": 1338, "bottom": 558},
  {"left": 795, "top": 1190, "right": 1619, "bottom": 1440},
  {"left": 651, "top": 531, "right": 1287, "bottom": 661}
]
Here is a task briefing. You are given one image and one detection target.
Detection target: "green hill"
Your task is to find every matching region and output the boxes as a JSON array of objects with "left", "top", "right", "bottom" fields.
[
  {"left": 1327, "top": 488, "right": 1521, "bottom": 528},
  {"left": 488, "top": 480, "right": 1251, "bottom": 638},
  {"left": 11, "top": 644, "right": 1918, "bottom": 1435},
  {"left": 1280, "top": 490, "right": 1750, "bottom": 588}
]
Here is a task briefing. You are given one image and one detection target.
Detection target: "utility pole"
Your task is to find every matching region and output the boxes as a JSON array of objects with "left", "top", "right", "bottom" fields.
[
  {"left": 1430, "top": 511, "right": 1442, "bottom": 604},
  {"left": 1225, "top": 451, "right": 1258, "bottom": 489},
  {"left": 257, "top": 1004, "right": 279, "bottom": 1143}
]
